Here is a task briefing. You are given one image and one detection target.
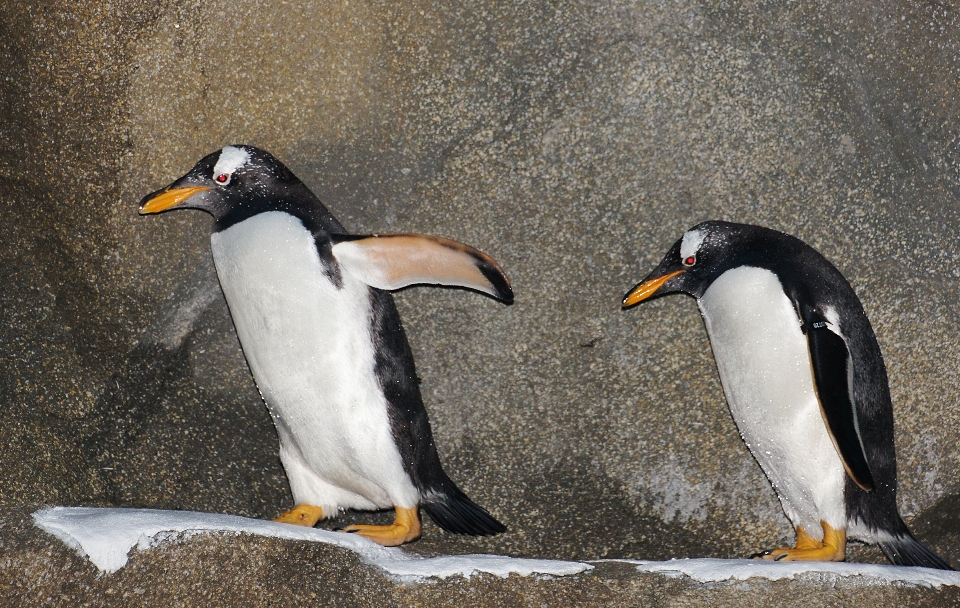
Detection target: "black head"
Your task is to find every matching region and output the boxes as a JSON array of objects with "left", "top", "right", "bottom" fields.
[
  {"left": 622, "top": 221, "right": 777, "bottom": 306},
  {"left": 139, "top": 145, "right": 341, "bottom": 233}
]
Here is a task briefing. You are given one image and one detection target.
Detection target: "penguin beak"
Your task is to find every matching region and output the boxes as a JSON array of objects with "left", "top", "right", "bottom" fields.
[
  {"left": 621, "top": 269, "right": 685, "bottom": 308},
  {"left": 139, "top": 186, "right": 211, "bottom": 215}
]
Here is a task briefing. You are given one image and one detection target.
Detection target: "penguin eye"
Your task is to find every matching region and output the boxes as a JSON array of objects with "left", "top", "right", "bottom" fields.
[
  {"left": 682, "top": 255, "right": 696, "bottom": 267},
  {"left": 214, "top": 173, "right": 230, "bottom": 185}
]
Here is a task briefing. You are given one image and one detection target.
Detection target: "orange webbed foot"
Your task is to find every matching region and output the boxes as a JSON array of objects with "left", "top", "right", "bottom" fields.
[
  {"left": 342, "top": 506, "right": 421, "bottom": 546},
  {"left": 273, "top": 504, "right": 324, "bottom": 527},
  {"left": 753, "top": 521, "right": 846, "bottom": 562}
]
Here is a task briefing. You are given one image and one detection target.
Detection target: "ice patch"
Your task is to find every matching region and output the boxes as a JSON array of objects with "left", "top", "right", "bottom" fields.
[
  {"left": 620, "top": 558, "right": 960, "bottom": 588},
  {"left": 629, "top": 458, "right": 710, "bottom": 522},
  {"left": 35, "top": 507, "right": 959, "bottom": 588},
  {"left": 143, "top": 254, "right": 220, "bottom": 349},
  {"left": 32, "top": 507, "right": 591, "bottom": 582}
]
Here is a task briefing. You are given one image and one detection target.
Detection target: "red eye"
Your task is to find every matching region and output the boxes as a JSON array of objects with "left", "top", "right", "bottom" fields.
[
  {"left": 215, "top": 174, "right": 229, "bottom": 183},
  {"left": 683, "top": 255, "right": 696, "bottom": 266}
]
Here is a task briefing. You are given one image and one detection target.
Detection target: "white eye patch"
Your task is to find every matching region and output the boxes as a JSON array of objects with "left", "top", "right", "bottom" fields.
[
  {"left": 680, "top": 227, "right": 707, "bottom": 260},
  {"left": 213, "top": 146, "right": 251, "bottom": 179}
]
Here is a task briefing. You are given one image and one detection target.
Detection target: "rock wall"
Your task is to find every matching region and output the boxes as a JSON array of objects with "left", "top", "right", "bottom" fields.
[{"left": 2, "top": 0, "right": 959, "bottom": 603}]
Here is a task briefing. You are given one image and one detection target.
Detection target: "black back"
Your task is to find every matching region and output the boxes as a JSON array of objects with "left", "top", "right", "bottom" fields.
[{"left": 369, "top": 289, "right": 505, "bottom": 534}]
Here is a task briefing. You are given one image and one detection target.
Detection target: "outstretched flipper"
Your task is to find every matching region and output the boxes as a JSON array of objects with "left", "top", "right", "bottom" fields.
[
  {"left": 332, "top": 234, "right": 513, "bottom": 302},
  {"left": 806, "top": 322, "right": 875, "bottom": 492}
]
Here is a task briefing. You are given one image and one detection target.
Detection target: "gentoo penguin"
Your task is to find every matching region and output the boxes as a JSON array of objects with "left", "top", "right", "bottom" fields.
[
  {"left": 622, "top": 220, "right": 951, "bottom": 569},
  {"left": 139, "top": 145, "right": 510, "bottom": 546}
]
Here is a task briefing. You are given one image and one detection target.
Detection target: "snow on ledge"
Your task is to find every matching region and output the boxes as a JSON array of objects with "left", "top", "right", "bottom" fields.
[
  {"left": 32, "top": 507, "right": 592, "bottom": 582},
  {"left": 34, "top": 507, "right": 960, "bottom": 588},
  {"left": 617, "top": 558, "right": 960, "bottom": 588}
]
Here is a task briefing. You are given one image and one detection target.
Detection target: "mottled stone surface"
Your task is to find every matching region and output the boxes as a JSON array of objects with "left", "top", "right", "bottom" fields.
[{"left": 2, "top": 0, "right": 959, "bottom": 603}]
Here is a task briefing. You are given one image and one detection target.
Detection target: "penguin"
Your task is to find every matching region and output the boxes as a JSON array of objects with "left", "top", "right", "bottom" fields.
[
  {"left": 139, "top": 145, "right": 510, "bottom": 546},
  {"left": 621, "top": 220, "right": 952, "bottom": 569}
]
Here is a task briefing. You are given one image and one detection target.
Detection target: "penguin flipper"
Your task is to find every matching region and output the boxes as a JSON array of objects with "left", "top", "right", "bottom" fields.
[
  {"left": 331, "top": 234, "right": 513, "bottom": 302},
  {"left": 421, "top": 487, "right": 507, "bottom": 536},
  {"left": 806, "top": 325, "right": 876, "bottom": 492}
]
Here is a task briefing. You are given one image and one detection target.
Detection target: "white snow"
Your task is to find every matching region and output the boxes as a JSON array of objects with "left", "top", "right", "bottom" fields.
[
  {"left": 620, "top": 558, "right": 960, "bottom": 588},
  {"left": 32, "top": 507, "right": 591, "bottom": 582},
  {"left": 33, "top": 507, "right": 960, "bottom": 588}
]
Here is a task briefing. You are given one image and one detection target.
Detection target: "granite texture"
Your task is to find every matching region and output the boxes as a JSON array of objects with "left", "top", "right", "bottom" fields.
[{"left": 2, "top": 0, "right": 959, "bottom": 604}]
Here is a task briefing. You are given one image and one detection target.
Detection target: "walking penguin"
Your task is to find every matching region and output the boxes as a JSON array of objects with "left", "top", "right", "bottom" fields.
[
  {"left": 140, "top": 145, "right": 510, "bottom": 546},
  {"left": 622, "top": 220, "right": 951, "bottom": 568}
]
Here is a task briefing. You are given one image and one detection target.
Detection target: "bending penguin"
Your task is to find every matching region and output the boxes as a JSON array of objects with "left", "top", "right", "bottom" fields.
[
  {"left": 140, "top": 145, "right": 510, "bottom": 546},
  {"left": 622, "top": 220, "right": 951, "bottom": 569}
]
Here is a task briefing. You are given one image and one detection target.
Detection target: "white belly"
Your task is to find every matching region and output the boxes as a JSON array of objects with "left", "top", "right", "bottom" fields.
[
  {"left": 210, "top": 211, "right": 419, "bottom": 514},
  {"left": 699, "top": 266, "right": 846, "bottom": 536}
]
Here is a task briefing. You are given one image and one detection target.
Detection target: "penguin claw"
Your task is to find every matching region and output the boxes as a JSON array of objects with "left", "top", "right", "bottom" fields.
[{"left": 750, "top": 550, "right": 773, "bottom": 559}]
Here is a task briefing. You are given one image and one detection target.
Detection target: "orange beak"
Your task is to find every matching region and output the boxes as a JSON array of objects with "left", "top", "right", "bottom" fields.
[
  {"left": 139, "top": 186, "right": 211, "bottom": 215},
  {"left": 621, "top": 269, "right": 685, "bottom": 308}
]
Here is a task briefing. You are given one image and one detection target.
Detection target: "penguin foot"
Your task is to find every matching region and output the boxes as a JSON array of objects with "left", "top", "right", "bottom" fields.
[
  {"left": 342, "top": 506, "right": 421, "bottom": 546},
  {"left": 755, "top": 521, "right": 846, "bottom": 562},
  {"left": 273, "top": 504, "right": 324, "bottom": 527}
]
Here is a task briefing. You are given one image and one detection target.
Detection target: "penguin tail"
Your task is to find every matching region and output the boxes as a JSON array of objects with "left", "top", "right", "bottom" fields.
[
  {"left": 421, "top": 488, "right": 507, "bottom": 536},
  {"left": 877, "top": 531, "right": 954, "bottom": 570}
]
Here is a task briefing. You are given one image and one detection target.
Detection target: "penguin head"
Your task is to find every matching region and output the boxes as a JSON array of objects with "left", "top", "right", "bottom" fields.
[
  {"left": 622, "top": 221, "right": 747, "bottom": 306},
  {"left": 138, "top": 145, "right": 311, "bottom": 225}
]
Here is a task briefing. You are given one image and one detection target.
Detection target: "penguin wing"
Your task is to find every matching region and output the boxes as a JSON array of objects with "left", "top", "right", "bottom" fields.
[
  {"left": 806, "top": 324, "right": 876, "bottom": 492},
  {"left": 331, "top": 234, "right": 513, "bottom": 302}
]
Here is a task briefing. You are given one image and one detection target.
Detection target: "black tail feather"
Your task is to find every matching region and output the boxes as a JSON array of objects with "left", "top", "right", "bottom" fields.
[
  {"left": 421, "top": 488, "right": 506, "bottom": 536},
  {"left": 878, "top": 533, "right": 954, "bottom": 570}
]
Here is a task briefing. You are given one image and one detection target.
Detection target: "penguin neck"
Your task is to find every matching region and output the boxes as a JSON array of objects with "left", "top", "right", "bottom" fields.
[{"left": 213, "top": 191, "right": 346, "bottom": 236}]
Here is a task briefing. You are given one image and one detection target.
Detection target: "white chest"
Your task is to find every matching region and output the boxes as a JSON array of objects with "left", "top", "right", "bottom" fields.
[
  {"left": 698, "top": 266, "right": 846, "bottom": 532},
  {"left": 209, "top": 212, "right": 417, "bottom": 510}
]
